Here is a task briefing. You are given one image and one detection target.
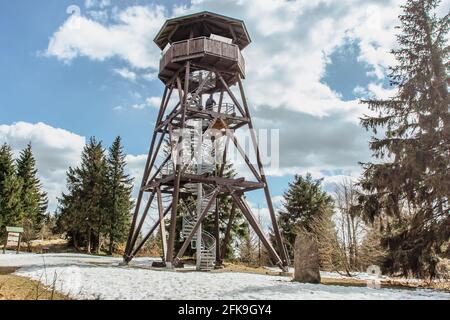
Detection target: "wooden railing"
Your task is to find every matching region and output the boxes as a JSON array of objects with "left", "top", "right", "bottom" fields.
[{"left": 160, "top": 37, "right": 245, "bottom": 76}]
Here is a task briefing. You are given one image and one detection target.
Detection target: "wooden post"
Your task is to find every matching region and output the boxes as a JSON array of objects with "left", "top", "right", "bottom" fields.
[
  {"left": 124, "top": 86, "right": 170, "bottom": 260},
  {"left": 130, "top": 202, "right": 172, "bottom": 259},
  {"left": 156, "top": 187, "right": 168, "bottom": 262},
  {"left": 17, "top": 233, "right": 21, "bottom": 254},
  {"left": 166, "top": 62, "right": 190, "bottom": 267},
  {"left": 229, "top": 189, "right": 283, "bottom": 268},
  {"left": 237, "top": 77, "right": 289, "bottom": 269},
  {"left": 220, "top": 202, "right": 236, "bottom": 261}
]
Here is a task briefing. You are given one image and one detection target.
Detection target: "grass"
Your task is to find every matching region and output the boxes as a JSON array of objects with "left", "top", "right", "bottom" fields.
[{"left": 0, "top": 267, "right": 70, "bottom": 300}]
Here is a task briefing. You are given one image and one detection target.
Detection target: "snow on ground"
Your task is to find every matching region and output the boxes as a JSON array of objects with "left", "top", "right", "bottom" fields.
[{"left": 1, "top": 253, "right": 449, "bottom": 300}]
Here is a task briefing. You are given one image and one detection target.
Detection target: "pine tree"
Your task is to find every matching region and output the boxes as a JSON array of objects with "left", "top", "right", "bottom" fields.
[
  {"left": 56, "top": 137, "right": 107, "bottom": 253},
  {"left": 277, "top": 173, "right": 334, "bottom": 259},
  {"left": 56, "top": 166, "right": 85, "bottom": 250},
  {"left": 357, "top": 0, "right": 449, "bottom": 277},
  {"left": 0, "top": 144, "right": 23, "bottom": 235},
  {"left": 105, "top": 136, "right": 133, "bottom": 255},
  {"left": 16, "top": 143, "right": 48, "bottom": 233}
]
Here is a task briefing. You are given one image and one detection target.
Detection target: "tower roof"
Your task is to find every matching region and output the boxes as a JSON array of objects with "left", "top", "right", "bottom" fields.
[{"left": 154, "top": 11, "right": 251, "bottom": 51}]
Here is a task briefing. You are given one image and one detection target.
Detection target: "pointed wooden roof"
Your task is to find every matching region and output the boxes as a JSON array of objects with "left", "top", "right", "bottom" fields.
[{"left": 154, "top": 11, "right": 251, "bottom": 50}]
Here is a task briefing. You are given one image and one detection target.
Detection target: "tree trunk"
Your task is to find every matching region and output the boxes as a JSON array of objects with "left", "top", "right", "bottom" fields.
[
  {"left": 351, "top": 216, "right": 358, "bottom": 269},
  {"left": 87, "top": 228, "right": 91, "bottom": 254},
  {"left": 108, "top": 225, "right": 114, "bottom": 256}
]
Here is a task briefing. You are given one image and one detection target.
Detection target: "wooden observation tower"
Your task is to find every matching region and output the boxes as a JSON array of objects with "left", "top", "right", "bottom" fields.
[{"left": 123, "top": 12, "right": 289, "bottom": 271}]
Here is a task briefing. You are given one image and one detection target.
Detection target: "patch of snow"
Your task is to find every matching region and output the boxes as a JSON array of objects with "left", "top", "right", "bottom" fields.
[
  {"left": 265, "top": 266, "right": 423, "bottom": 282},
  {"left": 1, "top": 253, "right": 449, "bottom": 300}
]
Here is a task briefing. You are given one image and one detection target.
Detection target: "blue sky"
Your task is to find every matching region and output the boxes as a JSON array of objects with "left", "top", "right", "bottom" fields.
[{"left": 0, "top": 0, "right": 417, "bottom": 215}]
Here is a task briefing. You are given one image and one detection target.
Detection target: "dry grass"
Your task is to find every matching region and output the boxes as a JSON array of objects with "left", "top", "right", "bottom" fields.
[
  {"left": 219, "top": 262, "right": 280, "bottom": 276},
  {"left": 0, "top": 267, "right": 70, "bottom": 300}
]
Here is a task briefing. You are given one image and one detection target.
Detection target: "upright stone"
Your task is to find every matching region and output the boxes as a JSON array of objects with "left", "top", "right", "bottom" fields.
[{"left": 293, "top": 232, "right": 321, "bottom": 283}]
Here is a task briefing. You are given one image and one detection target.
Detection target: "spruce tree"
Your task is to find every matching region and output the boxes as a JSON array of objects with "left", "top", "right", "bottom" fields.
[
  {"left": 56, "top": 137, "right": 107, "bottom": 253},
  {"left": 277, "top": 173, "right": 334, "bottom": 258},
  {"left": 358, "top": 0, "right": 449, "bottom": 277},
  {"left": 105, "top": 136, "right": 133, "bottom": 255},
  {"left": 0, "top": 144, "right": 23, "bottom": 235},
  {"left": 80, "top": 137, "right": 107, "bottom": 254},
  {"left": 56, "top": 167, "right": 85, "bottom": 249},
  {"left": 16, "top": 143, "right": 48, "bottom": 232}
]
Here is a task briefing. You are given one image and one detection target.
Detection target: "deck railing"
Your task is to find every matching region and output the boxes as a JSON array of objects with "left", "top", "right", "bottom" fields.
[{"left": 160, "top": 36, "right": 245, "bottom": 76}]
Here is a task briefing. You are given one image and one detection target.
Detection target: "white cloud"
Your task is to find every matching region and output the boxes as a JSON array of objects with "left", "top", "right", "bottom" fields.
[
  {"left": 116, "top": 94, "right": 175, "bottom": 111},
  {"left": 113, "top": 68, "right": 137, "bottom": 81},
  {"left": 145, "top": 96, "right": 162, "bottom": 109},
  {"left": 47, "top": 0, "right": 403, "bottom": 119},
  {"left": 130, "top": 103, "right": 146, "bottom": 110},
  {"left": 88, "top": 10, "right": 109, "bottom": 23},
  {"left": 366, "top": 83, "right": 397, "bottom": 99},
  {"left": 125, "top": 154, "right": 147, "bottom": 197},
  {"left": 0, "top": 122, "right": 86, "bottom": 212},
  {"left": 353, "top": 82, "right": 397, "bottom": 100},
  {"left": 85, "top": 0, "right": 111, "bottom": 9},
  {"left": 142, "top": 72, "right": 158, "bottom": 81},
  {"left": 47, "top": 5, "right": 166, "bottom": 69},
  {"left": 174, "top": 0, "right": 403, "bottom": 119},
  {"left": 45, "top": 0, "right": 418, "bottom": 182},
  {"left": 0, "top": 122, "right": 153, "bottom": 212}
]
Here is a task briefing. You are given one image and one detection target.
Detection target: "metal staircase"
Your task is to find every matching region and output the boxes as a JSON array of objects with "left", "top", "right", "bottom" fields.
[{"left": 181, "top": 183, "right": 217, "bottom": 271}]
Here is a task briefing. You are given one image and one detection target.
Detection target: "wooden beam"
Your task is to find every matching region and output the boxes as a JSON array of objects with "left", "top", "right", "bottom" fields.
[
  {"left": 228, "top": 188, "right": 283, "bottom": 268},
  {"left": 129, "top": 202, "right": 172, "bottom": 260},
  {"left": 220, "top": 202, "right": 236, "bottom": 262},
  {"left": 229, "top": 24, "right": 237, "bottom": 44},
  {"left": 156, "top": 187, "right": 168, "bottom": 261},
  {"left": 127, "top": 191, "right": 156, "bottom": 256},
  {"left": 166, "top": 62, "right": 190, "bottom": 266},
  {"left": 125, "top": 123, "right": 162, "bottom": 258},
  {"left": 216, "top": 72, "right": 246, "bottom": 117},
  {"left": 224, "top": 122, "right": 262, "bottom": 182},
  {"left": 167, "top": 25, "right": 179, "bottom": 44},
  {"left": 217, "top": 89, "right": 224, "bottom": 114},
  {"left": 237, "top": 77, "right": 289, "bottom": 268}
]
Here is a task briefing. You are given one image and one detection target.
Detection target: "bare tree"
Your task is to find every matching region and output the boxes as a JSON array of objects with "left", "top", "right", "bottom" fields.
[{"left": 333, "top": 179, "right": 365, "bottom": 271}]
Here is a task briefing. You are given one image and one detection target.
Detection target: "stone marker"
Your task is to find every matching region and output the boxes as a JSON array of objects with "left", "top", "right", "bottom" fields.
[{"left": 293, "top": 231, "right": 321, "bottom": 283}]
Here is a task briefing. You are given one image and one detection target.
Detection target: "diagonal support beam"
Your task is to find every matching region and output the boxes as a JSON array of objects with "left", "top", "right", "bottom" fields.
[
  {"left": 216, "top": 72, "right": 246, "bottom": 117},
  {"left": 166, "top": 62, "right": 190, "bottom": 266},
  {"left": 237, "top": 76, "right": 289, "bottom": 267},
  {"left": 156, "top": 187, "right": 168, "bottom": 262},
  {"left": 228, "top": 187, "right": 285, "bottom": 270},
  {"left": 124, "top": 86, "right": 172, "bottom": 259},
  {"left": 220, "top": 202, "right": 236, "bottom": 261},
  {"left": 128, "top": 201, "right": 172, "bottom": 261},
  {"left": 127, "top": 191, "right": 157, "bottom": 256},
  {"left": 223, "top": 121, "right": 262, "bottom": 182}
]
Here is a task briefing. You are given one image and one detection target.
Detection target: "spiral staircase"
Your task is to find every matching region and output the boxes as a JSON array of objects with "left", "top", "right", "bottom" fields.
[{"left": 181, "top": 183, "right": 217, "bottom": 271}]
